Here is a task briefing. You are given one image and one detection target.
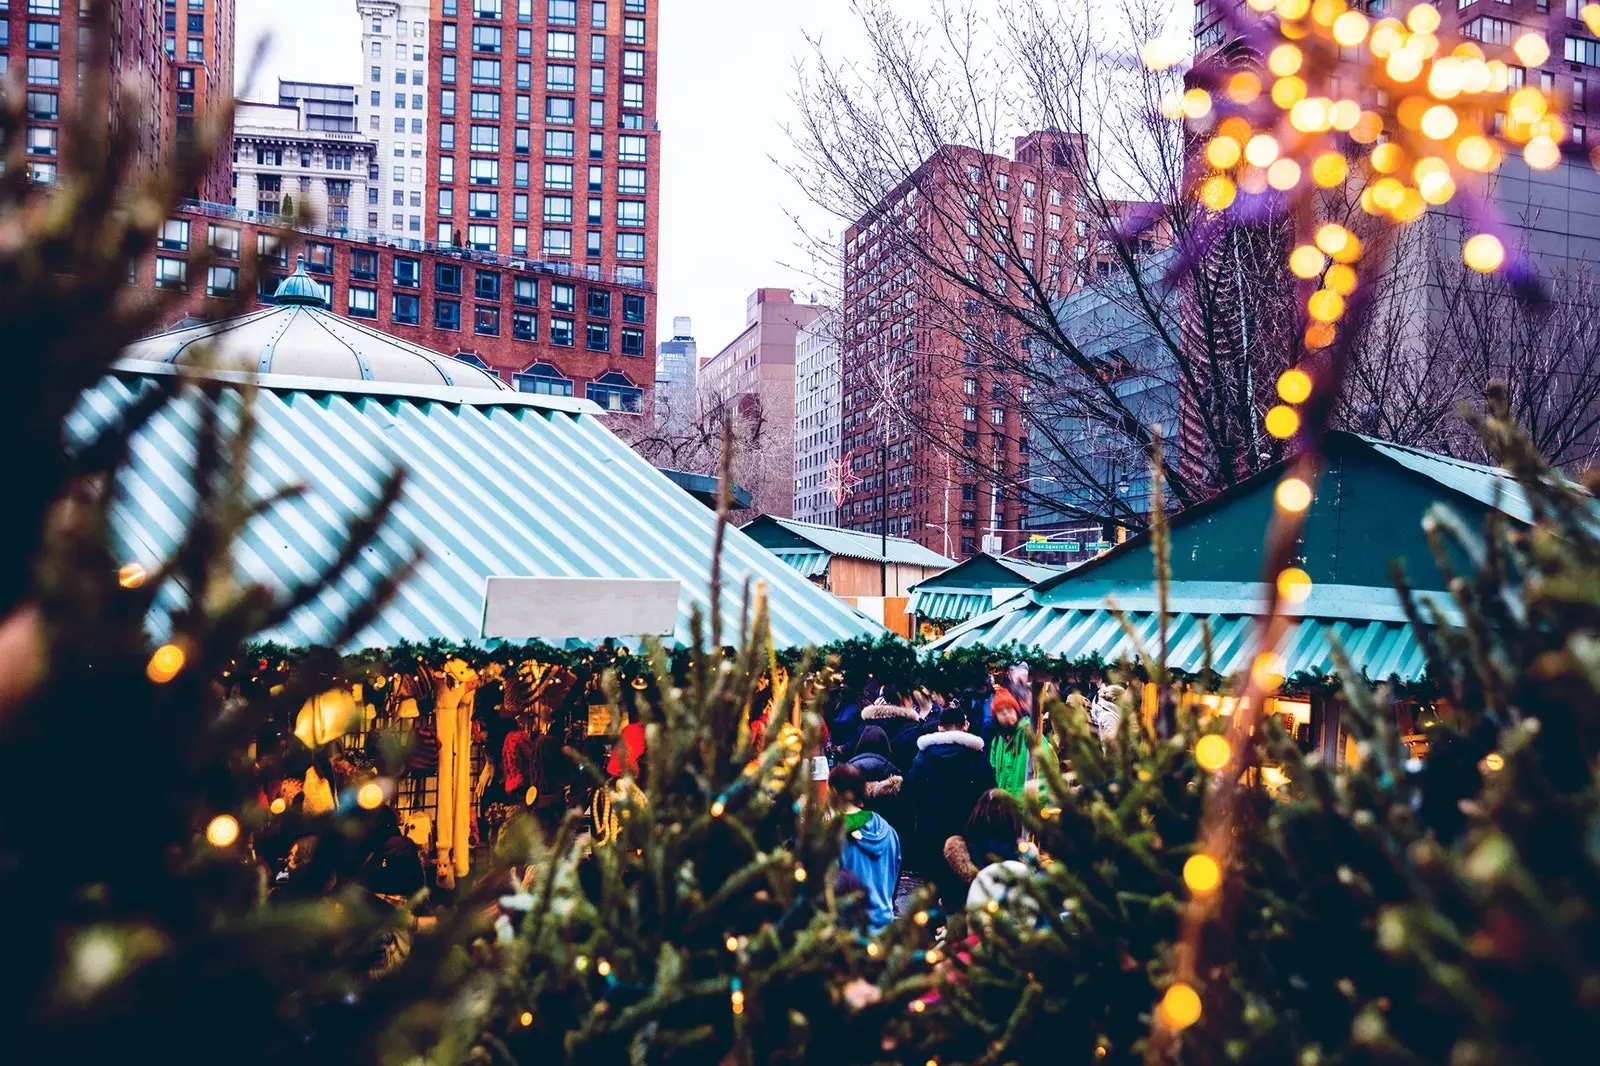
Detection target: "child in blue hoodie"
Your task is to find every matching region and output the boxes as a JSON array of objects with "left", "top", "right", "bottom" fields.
[{"left": 830, "top": 762, "right": 901, "bottom": 932}]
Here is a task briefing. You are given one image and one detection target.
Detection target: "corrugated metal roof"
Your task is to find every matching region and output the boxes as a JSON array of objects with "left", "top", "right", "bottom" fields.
[
  {"left": 1361, "top": 436, "right": 1538, "bottom": 525},
  {"left": 995, "top": 557, "right": 1070, "bottom": 582},
  {"left": 771, "top": 549, "right": 831, "bottom": 579},
  {"left": 932, "top": 601, "right": 1429, "bottom": 682},
  {"left": 907, "top": 590, "right": 993, "bottom": 621},
  {"left": 747, "top": 516, "right": 955, "bottom": 568},
  {"left": 72, "top": 365, "right": 884, "bottom": 650}
]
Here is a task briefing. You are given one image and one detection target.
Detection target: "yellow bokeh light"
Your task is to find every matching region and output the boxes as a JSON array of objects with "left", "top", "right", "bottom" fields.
[
  {"left": 1407, "top": 3, "right": 1440, "bottom": 33},
  {"left": 1158, "top": 92, "right": 1186, "bottom": 120},
  {"left": 1160, "top": 984, "right": 1204, "bottom": 1030},
  {"left": 1267, "top": 158, "right": 1302, "bottom": 191},
  {"left": 1308, "top": 289, "right": 1345, "bottom": 323},
  {"left": 1351, "top": 110, "right": 1384, "bottom": 144},
  {"left": 1534, "top": 115, "right": 1566, "bottom": 142},
  {"left": 1413, "top": 155, "right": 1448, "bottom": 182},
  {"left": 1194, "top": 734, "right": 1232, "bottom": 772},
  {"left": 1525, "top": 136, "right": 1561, "bottom": 170},
  {"left": 1272, "top": 76, "right": 1308, "bottom": 109},
  {"left": 1290, "top": 97, "right": 1332, "bottom": 133},
  {"left": 1372, "top": 178, "right": 1404, "bottom": 212},
  {"left": 1277, "top": 567, "right": 1314, "bottom": 604},
  {"left": 1278, "top": 368, "right": 1313, "bottom": 403},
  {"left": 1199, "top": 175, "right": 1237, "bottom": 211},
  {"left": 1265, "top": 405, "right": 1301, "bottom": 439},
  {"left": 1228, "top": 71, "right": 1263, "bottom": 104},
  {"left": 1460, "top": 58, "right": 1493, "bottom": 94},
  {"left": 1586, "top": 3, "right": 1600, "bottom": 35},
  {"left": 118, "top": 562, "right": 148, "bottom": 589},
  {"left": 1391, "top": 187, "right": 1427, "bottom": 223},
  {"left": 1325, "top": 263, "right": 1357, "bottom": 295},
  {"left": 1419, "top": 172, "right": 1456, "bottom": 205},
  {"left": 1268, "top": 44, "right": 1303, "bottom": 77},
  {"left": 1452, "top": 41, "right": 1486, "bottom": 61},
  {"left": 205, "top": 814, "right": 240, "bottom": 848},
  {"left": 1183, "top": 88, "right": 1213, "bottom": 120},
  {"left": 1289, "top": 245, "right": 1327, "bottom": 279},
  {"left": 1275, "top": 477, "right": 1314, "bottom": 512},
  {"left": 1311, "top": 152, "right": 1349, "bottom": 187},
  {"left": 1305, "top": 321, "right": 1336, "bottom": 349},
  {"left": 519, "top": 1011, "right": 535, "bottom": 1027},
  {"left": 1183, "top": 854, "right": 1223, "bottom": 896},
  {"left": 1314, "top": 223, "right": 1352, "bottom": 257},
  {"left": 1509, "top": 87, "right": 1547, "bottom": 124},
  {"left": 1309, "top": 0, "right": 1342, "bottom": 26},
  {"left": 1206, "top": 136, "right": 1242, "bottom": 169},
  {"left": 1369, "top": 18, "right": 1405, "bottom": 58},
  {"left": 1413, "top": 31, "right": 1440, "bottom": 59},
  {"left": 1427, "top": 57, "right": 1463, "bottom": 100},
  {"left": 1252, "top": 651, "right": 1289, "bottom": 689},
  {"left": 1386, "top": 49, "right": 1424, "bottom": 83},
  {"left": 1513, "top": 33, "right": 1550, "bottom": 68},
  {"left": 1217, "top": 116, "right": 1252, "bottom": 142},
  {"left": 1456, "top": 135, "right": 1497, "bottom": 171},
  {"left": 1420, "top": 105, "right": 1459, "bottom": 140},
  {"left": 1330, "top": 99, "right": 1362, "bottom": 131},
  {"left": 1245, "top": 134, "right": 1281, "bottom": 167},
  {"left": 1482, "top": 752, "right": 1505, "bottom": 773},
  {"left": 1331, "top": 10, "right": 1369, "bottom": 46},
  {"left": 147, "top": 642, "right": 186, "bottom": 684},
  {"left": 1141, "top": 37, "right": 1188, "bottom": 71},
  {"left": 357, "top": 781, "right": 385, "bottom": 810},
  {"left": 1463, "top": 233, "right": 1505, "bottom": 273},
  {"left": 1370, "top": 142, "right": 1404, "bottom": 173},
  {"left": 1277, "top": 0, "right": 1311, "bottom": 17},
  {"left": 269, "top": 797, "right": 288, "bottom": 815},
  {"left": 1486, "top": 59, "right": 1511, "bottom": 94}
]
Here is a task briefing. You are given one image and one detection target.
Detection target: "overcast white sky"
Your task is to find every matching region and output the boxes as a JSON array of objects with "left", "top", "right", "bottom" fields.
[{"left": 236, "top": 0, "right": 883, "bottom": 352}]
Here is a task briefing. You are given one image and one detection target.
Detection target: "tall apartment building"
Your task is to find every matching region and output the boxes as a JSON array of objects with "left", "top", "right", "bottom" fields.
[
  {"left": 163, "top": 0, "right": 235, "bottom": 202},
  {"left": 423, "top": 0, "right": 659, "bottom": 396},
  {"left": 793, "top": 310, "right": 841, "bottom": 526},
  {"left": 699, "top": 289, "right": 826, "bottom": 519},
  {"left": 230, "top": 99, "right": 375, "bottom": 230},
  {"left": 654, "top": 314, "right": 696, "bottom": 428},
  {"left": 840, "top": 133, "right": 1087, "bottom": 559},
  {"left": 4, "top": 0, "right": 169, "bottom": 185},
  {"left": 357, "top": 0, "right": 431, "bottom": 239}
]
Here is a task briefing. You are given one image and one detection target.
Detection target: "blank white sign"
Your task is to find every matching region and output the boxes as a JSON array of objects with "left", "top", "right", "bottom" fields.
[{"left": 482, "top": 576, "right": 681, "bottom": 641}]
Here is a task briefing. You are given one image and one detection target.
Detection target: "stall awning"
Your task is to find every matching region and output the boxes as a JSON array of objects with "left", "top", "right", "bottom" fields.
[
  {"left": 73, "top": 364, "right": 886, "bottom": 650},
  {"left": 771, "top": 549, "right": 831, "bottom": 579},
  {"left": 906, "top": 589, "right": 993, "bottom": 621}
]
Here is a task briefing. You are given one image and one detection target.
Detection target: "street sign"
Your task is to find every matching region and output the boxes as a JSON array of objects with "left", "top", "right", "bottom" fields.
[
  {"left": 1088, "top": 540, "right": 1113, "bottom": 551},
  {"left": 1025, "top": 541, "right": 1080, "bottom": 552}
]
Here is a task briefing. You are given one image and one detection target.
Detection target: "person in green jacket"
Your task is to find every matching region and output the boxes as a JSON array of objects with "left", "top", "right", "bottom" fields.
[{"left": 986, "top": 686, "right": 1054, "bottom": 798}]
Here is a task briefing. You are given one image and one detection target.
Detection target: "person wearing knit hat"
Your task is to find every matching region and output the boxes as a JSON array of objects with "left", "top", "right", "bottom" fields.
[{"left": 986, "top": 687, "right": 1054, "bottom": 799}]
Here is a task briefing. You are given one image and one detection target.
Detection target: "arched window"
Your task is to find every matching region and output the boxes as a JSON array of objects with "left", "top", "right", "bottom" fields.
[
  {"left": 586, "top": 370, "right": 642, "bottom": 413},
  {"left": 453, "top": 352, "right": 490, "bottom": 369},
  {"left": 513, "top": 361, "right": 574, "bottom": 397}
]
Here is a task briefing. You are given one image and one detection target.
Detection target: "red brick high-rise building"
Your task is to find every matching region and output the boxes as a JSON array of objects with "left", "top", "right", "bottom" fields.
[
  {"left": 163, "top": 0, "right": 235, "bottom": 203},
  {"left": 839, "top": 132, "right": 1091, "bottom": 559},
  {"left": 424, "top": 0, "right": 659, "bottom": 396}
]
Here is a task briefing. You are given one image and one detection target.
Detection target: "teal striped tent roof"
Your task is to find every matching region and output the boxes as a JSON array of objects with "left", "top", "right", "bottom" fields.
[
  {"left": 906, "top": 589, "right": 996, "bottom": 622},
  {"left": 73, "top": 363, "right": 885, "bottom": 650},
  {"left": 905, "top": 552, "right": 1068, "bottom": 621}
]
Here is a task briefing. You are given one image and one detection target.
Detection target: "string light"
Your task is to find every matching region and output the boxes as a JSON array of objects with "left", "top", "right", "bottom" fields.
[
  {"left": 1159, "top": 983, "right": 1203, "bottom": 1030},
  {"left": 866, "top": 941, "right": 882, "bottom": 958},
  {"left": 1183, "top": 854, "right": 1223, "bottom": 897},
  {"left": 1307, "top": 289, "right": 1345, "bottom": 323},
  {"left": 1369, "top": 142, "right": 1404, "bottom": 173},
  {"left": 1482, "top": 752, "right": 1505, "bottom": 773},
  {"left": 519, "top": 1011, "right": 534, "bottom": 1027},
  {"left": 1252, "top": 652, "right": 1288, "bottom": 690},
  {"left": 1182, "top": 88, "right": 1213, "bottom": 120},
  {"left": 1277, "top": 567, "right": 1314, "bottom": 604},
  {"left": 1264, "top": 406, "right": 1301, "bottom": 439},
  {"left": 1406, "top": 3, "right": 1440, "bottom": 32},
  {"left": 726, "top": 935, "right": 740, "bottom": 952},
  {"left": 1244, "top": 134, "right": 1281, "bottom": 167},
  {"left": 1512, "top": 32, "right": 1550, "bottom": 67},
  {"left": 1310, "top": 151, "right": 1348, "bottom": 187},
  {"left": 1419, "top": 105, "right": 1458, "bottom": 141},
  {"left": 1275, "top": 477, "right": 1313, "bottom": 512},
  {"left": 147, "top": 643, "right": 187, "bottom": 684},
  {"left": 357, "top": 781, "right": 385, "bottom": 810},
  {"left": 1267, "top": 43, "right": 1302, "bottom": 76},
  {"left": 1325, "top": 263, "right": 1357, "bottom": 295},
  {"left": 117, "top": 563, "right": 147, "bottom": 589},
  {"left": 1206, "top": 136, "right": 1241, "bottom": 169},
  {"left": 710, "top": 799, "right": 726, "bottom": 817},
  {"left": 1271, "top": 76, "right": 1308, "bottom": 109},
  {"left": 793, "top": 864, "right": 808, "bottom": 883},
  {"left": 1525, "top": 137, "right": 1561, "bottom": 171},
  {"left": 1288, "top": 245, "right": 1326, "bottom": 279},
  {"left": 1277, "top": 369, "right": 1312, "bottom": 404},
  {"left": 1463, "top": 234, "right": 1505, "bottom": 273},
  {"left": 913, "top": 910, "right": 930, "bottom": 926},
  {"left": 205, "top": 814, "right": 240, "bottom": 848},
  {"left": 1194, "top": 734, "right": 1232, "bottom": 773},
  {"left": 269, "top": 797, "right": 287, "bottom": 815},
  {"left": 1227, "top": 71, "right": 1262, "bottom": 104},
  {"left": 596, "top": 959, "right": 612, "bottom": 977},
  {"left": 1267, "top": 158, "right": 1302, "bottom": 191},
  {"left": 910, "top": 999, "right": 927, "bottom": 1014},
  {"left": 1331, "top": 10, "right": 1369, "bottom": 46},
  {"left": 730, "top": 978, "right": 745, "bottom": 1016}
]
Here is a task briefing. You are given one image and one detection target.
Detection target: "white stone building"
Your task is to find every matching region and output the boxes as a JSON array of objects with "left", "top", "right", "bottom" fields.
[
  {"left": 654, "top": 316, "right": 698, "bottom": 431},
  {"left": 231, "top": 101, "right": 376, "bottom": 230},
  {"left": 793, "top": 310, "right": 841, "bottom": 526},
  {"left": 356, "top": 0, "right": 431, "bottom": 240}
]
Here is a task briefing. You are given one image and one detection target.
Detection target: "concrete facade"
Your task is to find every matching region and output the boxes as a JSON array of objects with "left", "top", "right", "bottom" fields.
[
  {"left": 356, "top": 0, "right": 432, "bottom": 240},
  {"left": 793, "top": 309, "right": 842, "bottom": 526},
  {"left": 231, "top": 100, "right": 376, "bottom": 231},
  {"left": 654, "top": 314, "right": 697, "bottom": 429}
]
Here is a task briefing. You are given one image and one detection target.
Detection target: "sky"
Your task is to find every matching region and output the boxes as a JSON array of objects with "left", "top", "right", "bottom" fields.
[{"left": 236, "top": 0, "right": 881, "bottom": 353}]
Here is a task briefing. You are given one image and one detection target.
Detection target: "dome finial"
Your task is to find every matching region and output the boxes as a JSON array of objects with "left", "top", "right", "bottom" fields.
[{"left": 274, "top": 254, "right": 326, "bottom": 307}]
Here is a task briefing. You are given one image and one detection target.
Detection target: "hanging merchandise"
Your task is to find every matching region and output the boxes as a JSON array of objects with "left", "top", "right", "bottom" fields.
[
  {"left": 294, "top": 688, "right": 362, "bottom": 748},
  {"left": 432, "top": 658, "right": 479, "bottom": 888},
  {"left": 302, "top": 765, "right": 336, "bottom": 816}
]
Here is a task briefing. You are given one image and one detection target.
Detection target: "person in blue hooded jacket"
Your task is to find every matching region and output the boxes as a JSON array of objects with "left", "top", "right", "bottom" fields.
[{"left": 830, "top": 762, "right": 901, "bottom": 932}]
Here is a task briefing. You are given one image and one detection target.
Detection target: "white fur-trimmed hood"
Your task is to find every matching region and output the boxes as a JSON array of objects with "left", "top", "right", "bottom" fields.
[
  {"left": 861, "top": 701, "right": 920, "bottom": 722},
  {"left": 917, "top": 730, "right": 984, "bottom": 752}
]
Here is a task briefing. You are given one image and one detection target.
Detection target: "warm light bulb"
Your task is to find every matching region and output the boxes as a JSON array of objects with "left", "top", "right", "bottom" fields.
[
  {"left": 1199, "top": 175, "right": 1237, "bottom": 211},
  {"left": 205, "top": 814, "right": 240, "bottom": 848},
  {"left": 1324, "top": 263, "right": 1357, "bottom": 295},
  {"left": 1482, "top": 752, "right": 1505, "bottom": 773},
  {"left": 147, "top": 642, "right": 187, "bottom": 684},
  {"left": 357, "top": 781, "right": 385, "bottom": 810},
  {"left": 1275, "top": 478, "right": 1313, "bottom": 513},
  {"left": 1406, "top": 3, "right": 1440, "bottom": 33},
  {"left": 1267, "top": 158, "right": 1302, "bottom": 191},
  {"left": 269, "top": 797, "right": 287, "bottom": 815},
  {"left": 1370, "top": 143, "right": 1404, "bottom": 173},
  {"left": 1182, "top": 88, "right": 1213, "bottom": 120},
  {"left": 1524, "top": 136, "right": 1561, "bottom": 170},
  {"left": 1272, "top": 76, "right": 1308, "bottom": 109},
  {"left": 1244, "top": 134, "right": 1281, "bottom": 167},
  {"left": 1268, "top": 44, "right": 1303, "bottom": 77},
  {"left": 1288, "top": 245, "right": 1327, "bottom": 279},
  {"left": 1513, "top": 33, "right": 1550, "bottom": 68},
  {"left": 1252, "top": 651, "right": 1289, "bottom": 690},
  {"left": 1330, "top": 99, "right": 1362, "bottom": 131},
  {"left": 1509, "top": 87, "right": 1547, "bottom": 124},
  {"left": 1311, "top": 152, "right": 1348, "bottom": 187},
  {"left": 1183, "top": 854, "right": 1223, "bottom": 896},
  {"left": 1420, "top": 105, "right": 1458, "bottom": 140},
  {"left": 726, "top": 935, "right": 740, "bottom": 952},
  {"left": 1331, "top": 10, "right": 1369, "bottom": 46},
  {"left": 1206, "top": 136, "right": 1242, "bottom": 169},
  {"left": 1290, "top": 97, "right": 1331, "bottom": 133},
  {"left": 1160, "top": 983, "right": 1203, "bottom": 1030},
  {"left": 1314, "top": 223, "right": 1351, "bottom": 256},
  {"left": 118, "top": 562, "right": 148, "bottom": 589},
  {"left": 1308, "top": 289, "right": 1345, "bottom": 323},
  {"left": 1194, "top": 734, "right": 1232, "bottom": 772},
  {"left": 1462, "top": 233, "right": 1505, "bottom": 273},
  {"left": 793, "top": 864, "right": 808, "bottom": 882},
  {"left": 1456, "top": 135, "right": 1496, "bottom": 171},
  {"left": 1227, "top": 72, "right": 1262, "bottom": 104},
  {"left": 1264, "top": 405, "right": 1301, "bottom": 439},
  {"left": 519, "top": 1011, "right": 534, "bottom": 1027},
  {"left": 1277, "top": 567, "right": 1314, "bottom": 603},
  {"left": 1278, "top": 368, "right": 1313, "bottom": 403}
]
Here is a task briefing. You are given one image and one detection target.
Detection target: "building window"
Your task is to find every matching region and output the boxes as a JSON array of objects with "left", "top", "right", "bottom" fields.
[
  {"left": 205, "top": 266, "right": 238, "bottom": 298},
  {"left": 552, "top": 283, "right": 576, "bottom": 311},
  {"left": 621, "top": 328, "right": 645, "bottom": 357},
  {"left": 591, "top": 34, "right": 606, "bottom": 61},
  {"left": 545, "top": 130, "right": 575, "bottom": 156},
  {"left": 472, "top": 25, "right": 502, "bottom": 53},
  {"left": 158, "top": 219, "right": 190, "bottom": 251},
  {"left": 349, "top": 249, "right": 378, "bottom": 281},
  {"left": 347, "top": 286, "right": 378, "bottom": 319},
  {"left": 544, "top": 162, "right": 574, "bottom": 189},
  {"left": 392, "top": 292, "right": 421, "bottom": 324},
  {"left": 591, "top": 66, "right": 606, "bottom": 94},
  {"left": 515, "top": 362, "right": 573, "bottom": 396},
  {"left": 25, "top": 91, "right": 56, "bottom": 120},
  {"left": 474, "top": 305, "right": 501, "bottom": 335},
  {"left": 543, "top": 228, "right": 573, "bottom": 257},
  {"left": 512, "top": 311, "right": 538, "bottom": 339},
  {"left": 990, "top": 407, "right": 1005, "bottom": 425},
  {"left": 307, "top": 242, "right": 335, "bottom": 274},
  {"left": 469, "top": 125, "right": 501, "bottom": 151},
  {"left": 587, "top": 289, "right": 610, "bottom": 317},
  {"left": 474, "top": 271, "right": 501, "bottom": 301},
  {"left": 543, "top": 194, "right": 574, "bottom": 222},
  {"left": 1569, "top": 36, "right": 1600, "bottom": 67},
  {"left": 442, "top": 23, "right": 457, "bottom": 49},
  {"left": 548, "top": 64, "right": 576, "bottom": 91},
  {"left": 469, "top": 158, "right": 499, "bottom": 184},
  {"left": 963, "top": 405, "right": 977, "bottom": 422},
  {"left": 435, "top": 299, "right": 461, "bottom": 330},
  {"left": 623, "top": 16, "right": 645, "bottom": 43},
  {"left": 546, "top": 96, "right": 575, "bottom": 124},
  {"left": 207, "top": 225, "right": 240, "bottom": 260},
  {"left": 587, "top": 371, "right": 643, "bottom": 413},
  {"left": 616, "top": 199, "right": 646, "bottom": 227},
  {"left": 27, "top": 21, "right": 60, "bottom": 50},
  {"left": 622, "top": 293, "right": 645, "bottom": 323},
  {"left": 27, "top": 57, "right": 59, "bottom": 85},
  {"left": 514, "top": 277, "right": 538, "bottom": 306},
  {"left": 548, "top": 30, "right": 577, "bottom": 58},
  {"left": 471, "top": 59, "right": 500, "bottom": 84},
  {"left": 586, "top": 231, "right": 602, "bottom": 257},
  {"left": 470, "top": 91, "right": 500, "bottom": 119},
  {"left": 615, "top": 233, "right": 645, "bottom": 260},
  {"left": 618, "top": 134, "right": 647, "bottom": 162},
  {"left": 155, "top": 257, "right": 187, "bottom": 290},
  {"left": 622, "top": 82, "right": 644, "bottom": 109},
  {"left": 586, "top": 323, "right": 610, "bottom": 351},
  {"left": 467, "top": 224, "right": 498, "bottom": 251},
  {"left": 550, "top": 317, "right": 575, "bottom": 345}
]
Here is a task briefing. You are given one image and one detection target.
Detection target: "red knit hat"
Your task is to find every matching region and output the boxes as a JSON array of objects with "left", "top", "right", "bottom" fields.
[{"left": 990, "top": 687, "right": 1022, "bottom": 715}]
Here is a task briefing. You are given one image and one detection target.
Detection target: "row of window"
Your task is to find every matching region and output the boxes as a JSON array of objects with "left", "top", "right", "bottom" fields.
[
  {"left": 436, "top": 189, "right": 646, "bottom": 227},
  {"left": 440, "top": 156, "right": 646, "bottom": 194},
  {"left": 436, "top": 0, "right": 647, "bottom": 22}
]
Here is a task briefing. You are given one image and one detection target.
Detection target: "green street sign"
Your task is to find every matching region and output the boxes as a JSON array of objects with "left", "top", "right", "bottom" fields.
[
  {"left": 1025, "top": 540, "right": 1080, "bottom": 552},
  {"left": 1088, "top": 540, "right": 1113, "bottom": 551}
]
